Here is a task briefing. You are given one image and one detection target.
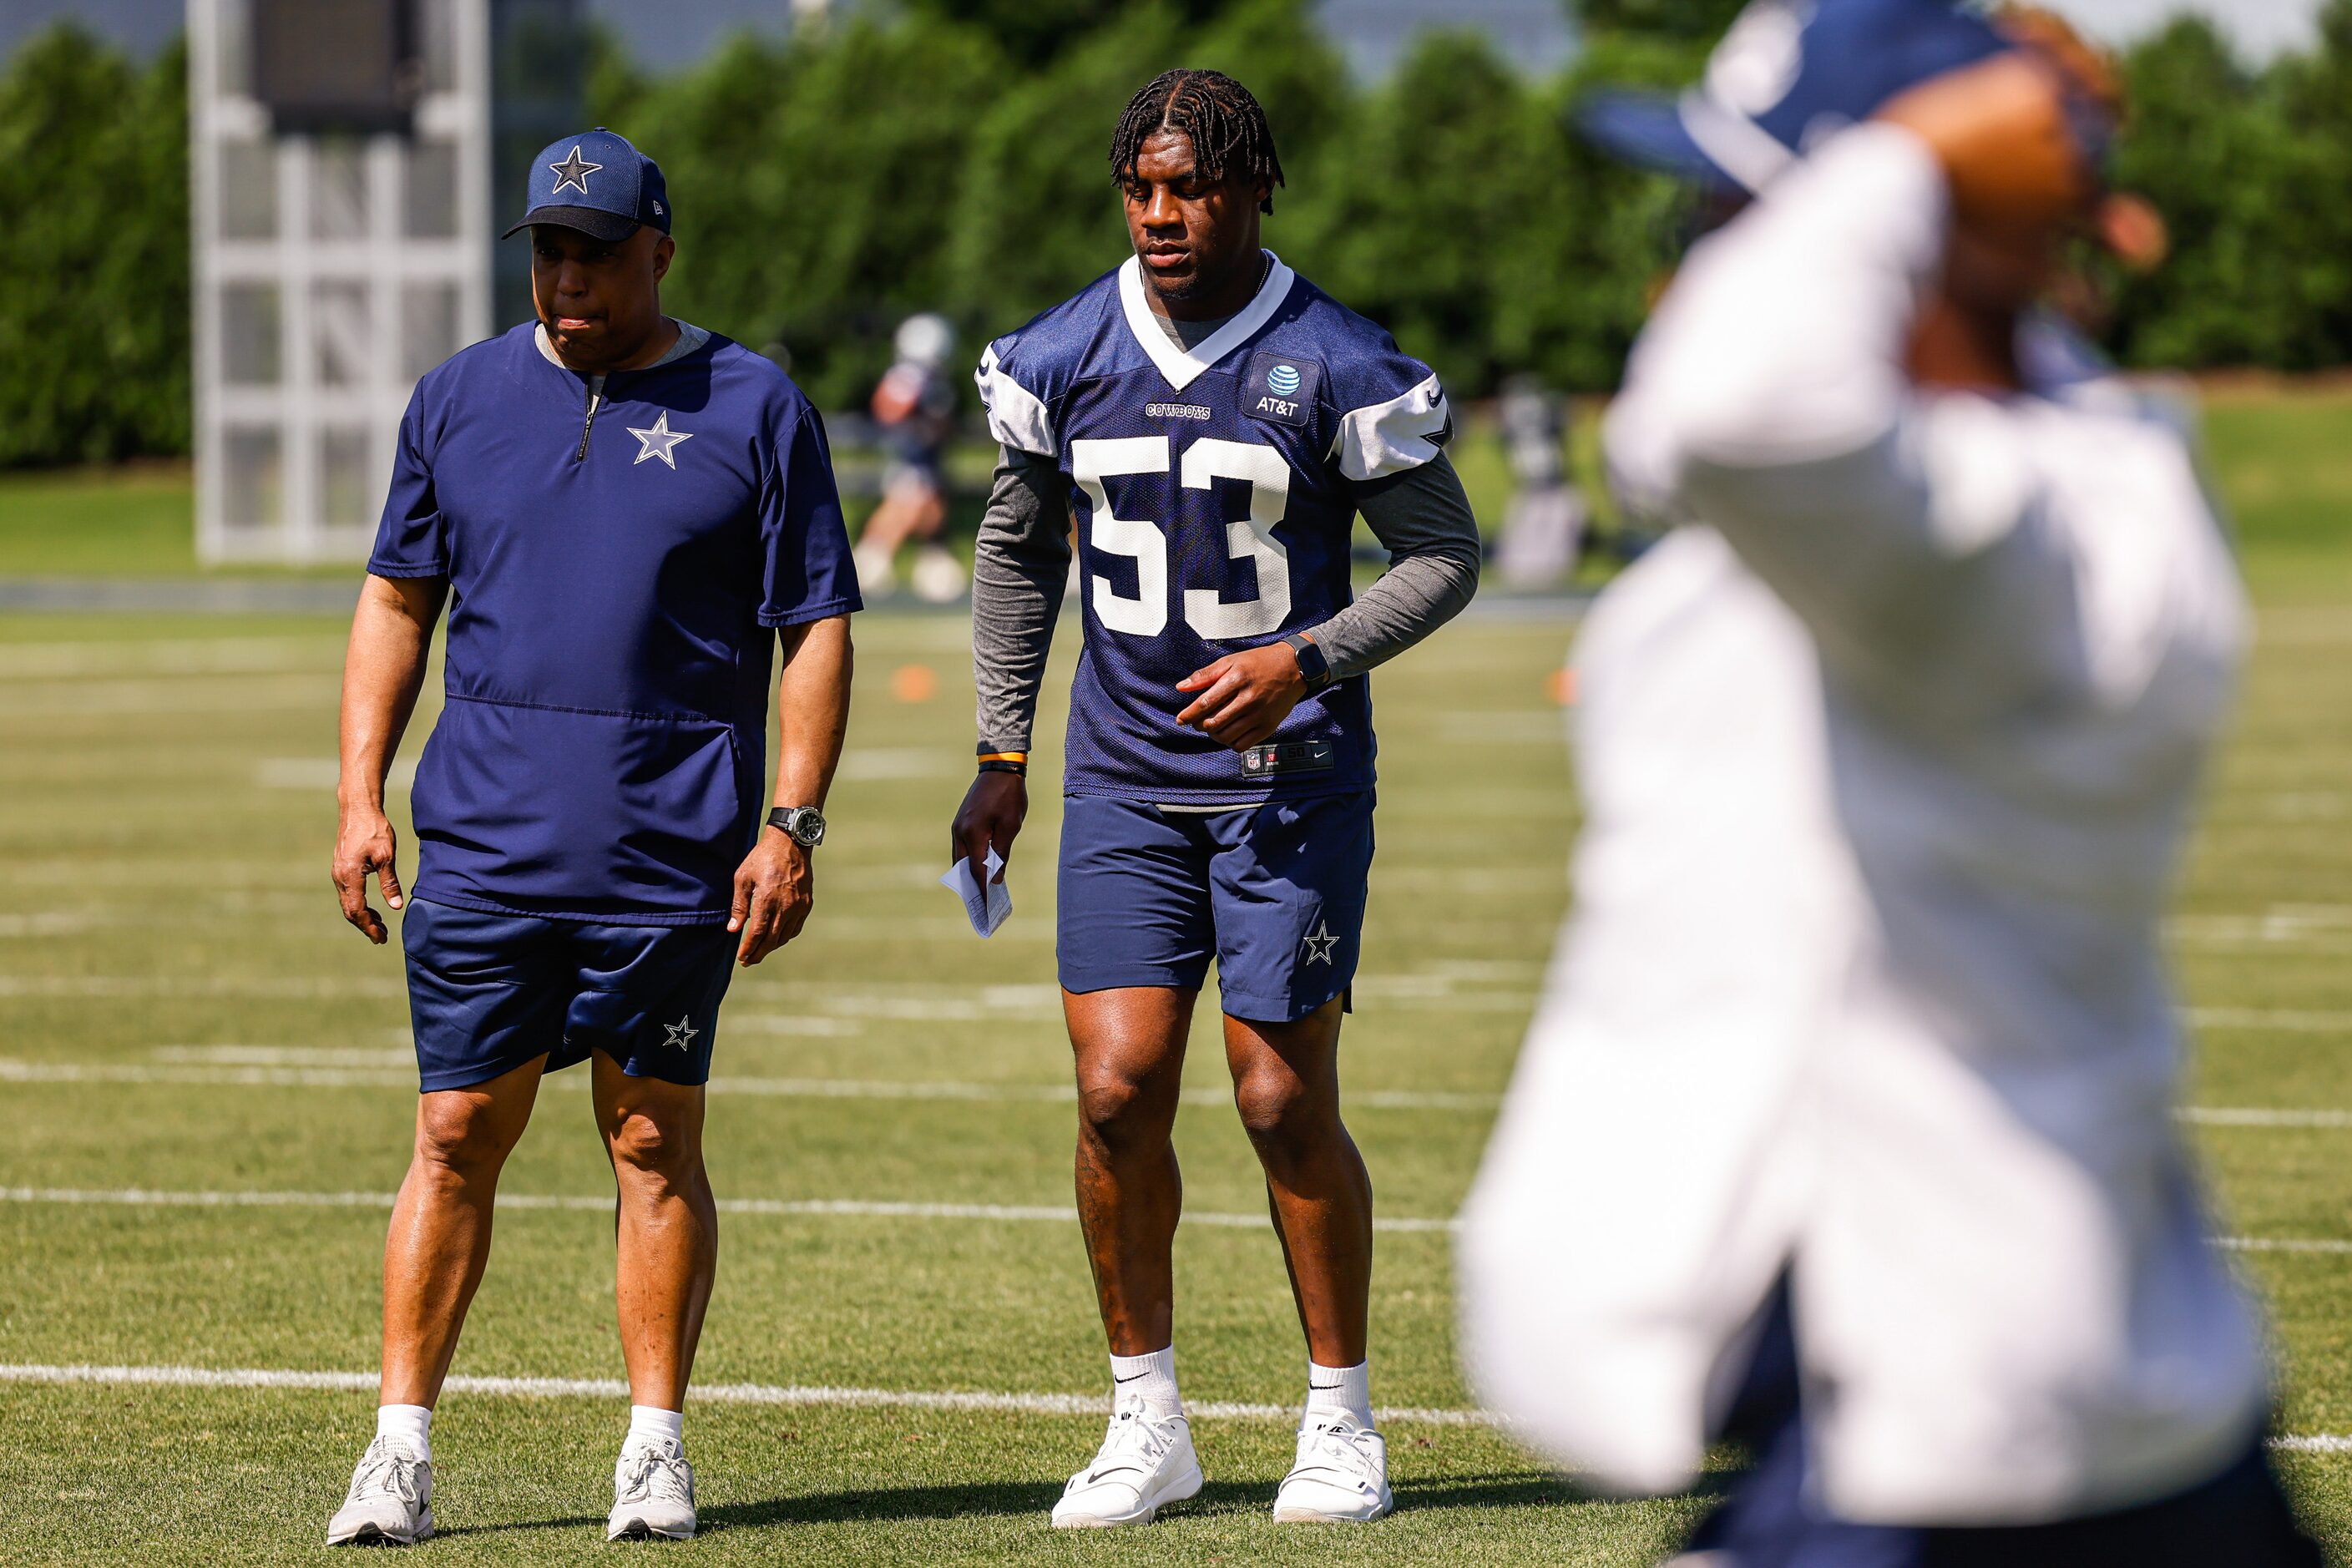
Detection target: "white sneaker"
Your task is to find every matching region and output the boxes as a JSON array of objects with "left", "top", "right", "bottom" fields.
[
  {"left": 853, "top": 543, "right": 899, "bottom": 599},
  {"left": 909, "top": 544, "right": 967, "bottom": 604},
  {"left": 326, "top": 1436, "right": 434, "bottom": 1545},
  {"left": 1273, "top": 1414, "right": 1393, "bottom": 1522},
  {"left": 606, "top": 1435, "right": 697, "bottom": 1540},
  {"left": 1050, "top": 1402, "right": 1203, "bottom": 1528}
]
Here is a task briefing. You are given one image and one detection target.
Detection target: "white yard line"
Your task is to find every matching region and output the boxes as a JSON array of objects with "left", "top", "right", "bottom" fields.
[
  {"left": 0, "top": 1185, "right": 1459, "bottom": 1233},
  {"left": 2186, "top": 1007, "right": 2352, "bottom": 1034},
  {"left": 2222, "top": 1237, "right": 2352, "bottom": 1255},
  {"left": 0, "top": 675, "right": 341, "bottom": 718},
  {"left": 0, "top": 1056, "right": 1502, "bottom": 1112},
  {"left": 0, "top": 638, "right": 341, "bottom": 680},
  {"left": 0, "top": 976, "right": 402, "bottom": 1000},
  {"left": 12, "top": 1055, "right": 2345, "bottom": 1125},
  {"left": 0, "top": 1361, "right": 1483, "bottom": 1426},
  {"left": 0, "top": 1359, "right": 2342, "bottom": 1448},
  {"left": 2178, "top": 1107, "right": 2352, "bottom": 1128}
]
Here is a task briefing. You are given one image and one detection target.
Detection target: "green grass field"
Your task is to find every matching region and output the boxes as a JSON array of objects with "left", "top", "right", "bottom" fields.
[{"left": 1, "top": 387, "right": 2350, "bottom": 1563}]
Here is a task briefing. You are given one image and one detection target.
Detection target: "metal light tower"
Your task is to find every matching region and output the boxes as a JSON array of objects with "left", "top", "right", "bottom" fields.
[{"left": 189, "top": 0, "right": 580, "bottom": 564}]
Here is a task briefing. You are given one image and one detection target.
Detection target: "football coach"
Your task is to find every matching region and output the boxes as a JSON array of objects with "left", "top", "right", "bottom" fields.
[{"left": 325, "top": 129, "right": 858, "bottom": 1545}]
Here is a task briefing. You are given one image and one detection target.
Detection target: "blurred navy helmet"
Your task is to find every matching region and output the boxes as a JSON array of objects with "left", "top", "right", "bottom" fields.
[
  {"left": 503, "top": 127, "right": 670, "bottom": 243},
  {"left": 1578, "top": 0, "right": 2011, "bottom": 194}
]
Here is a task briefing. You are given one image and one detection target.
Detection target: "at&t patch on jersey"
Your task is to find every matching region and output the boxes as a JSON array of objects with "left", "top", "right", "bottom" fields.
[
  {"left": 1244, "top": 351, "right": 1321, "bottom": 429},
  {"left": 973, "top": 251, "right": 1449, "bottom": 803}
]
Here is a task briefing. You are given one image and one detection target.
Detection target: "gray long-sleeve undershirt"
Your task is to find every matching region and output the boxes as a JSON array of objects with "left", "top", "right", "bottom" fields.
[{"left": 970, "top": 443, "right": 1483, "bottom": 754}]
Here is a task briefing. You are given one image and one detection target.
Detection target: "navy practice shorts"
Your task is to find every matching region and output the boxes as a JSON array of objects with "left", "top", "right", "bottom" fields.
[
  {"left": 1056, "top": 792, "right": 1373, "bottom": 1024},
  {"left": 401, "top": 898, "right": 734, "bottom": 1093},
  {"left": 1687, "top": 1285, "right": 2324, "bottom": 1567}
]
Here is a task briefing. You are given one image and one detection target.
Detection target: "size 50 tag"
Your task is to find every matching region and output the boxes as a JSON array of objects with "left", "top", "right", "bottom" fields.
[{"left": 1242, "top": 352, "right": 1320, "bottom": 429}]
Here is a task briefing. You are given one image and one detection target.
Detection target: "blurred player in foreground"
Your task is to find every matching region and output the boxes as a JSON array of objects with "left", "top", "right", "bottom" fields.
[
  {"left": 1460, "top": 2, "right": 2323, "bottom": 1561},
  {"left": 853, "top": 311, "right": 969, "bottom": 603},
  {"left": 328, "top": 129, "right": 857, "bottom": 1545},
  {"left": 950, "top": 68, "right": 1479, "bottom": 1527}
]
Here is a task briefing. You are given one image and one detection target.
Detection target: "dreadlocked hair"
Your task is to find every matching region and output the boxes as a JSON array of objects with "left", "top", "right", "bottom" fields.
[{"left": 1109, "top": 69, "right": 1285, "bottom": 215}]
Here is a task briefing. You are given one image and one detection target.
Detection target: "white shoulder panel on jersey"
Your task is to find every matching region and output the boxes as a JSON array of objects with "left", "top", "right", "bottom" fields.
[
  {"left": 1332, "top": 373, "right": 1449, "bottom": 482},
  {"left": 975, "top": 343, "right": 1055, "bottom": 458}
]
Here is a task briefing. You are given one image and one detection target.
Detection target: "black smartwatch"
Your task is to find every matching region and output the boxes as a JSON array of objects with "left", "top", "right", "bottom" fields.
[
  {"left": 766, "top": 806, "right": 827, "bottom": 848},
  {"left": 1282, "top": 632, "right": 1332, "bottom": 692}
]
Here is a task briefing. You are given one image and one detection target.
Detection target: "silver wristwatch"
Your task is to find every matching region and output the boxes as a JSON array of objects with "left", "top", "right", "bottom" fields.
[{"left": 766, "top": 806, "right": 827, "bottom": 848}]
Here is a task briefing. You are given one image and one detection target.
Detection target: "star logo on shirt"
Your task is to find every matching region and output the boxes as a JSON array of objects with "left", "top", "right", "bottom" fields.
[
  {"left": 628, "top": 411, "right": 693, "bottom": 468},
  {"left": 661, "top": 1014, "right": 700, "bottom": 1052},
  {"left": 548, "top": 144, "right": 603, "bottom": 196},
  {"left": 1301, "top": 919, "right": 1338, "bottom": 966}
]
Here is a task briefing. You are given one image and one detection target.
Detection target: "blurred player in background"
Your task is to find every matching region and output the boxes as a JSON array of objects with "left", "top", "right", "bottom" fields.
[
  {"left": 1493, "top": 375, "right": 1587, "bottom": 590},
  {"left": 854, "top": 311, "right": 969, "bottom": 603},
  {"left": 1460, "top": 2, "right": 2322, "bottom": 1562},
  {"left": 950, "top": 68, "right": 1480, "bottom": 1528}
]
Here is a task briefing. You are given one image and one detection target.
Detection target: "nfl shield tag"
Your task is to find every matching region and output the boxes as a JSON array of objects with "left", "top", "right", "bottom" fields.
[{"left": 1242, "top": 352, "right": 1319, "bottom": 430}]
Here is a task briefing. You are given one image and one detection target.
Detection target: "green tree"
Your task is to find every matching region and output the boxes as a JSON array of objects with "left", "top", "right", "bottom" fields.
[
  {"left": 1291, "top": 28, "right": 1666, "bottom": 396},
  {"left": 0, "top": 26, "right": 190, "bottom": 466},
  {"left": 1574, "top": 0, "right": 1746, "bottom": 42},
  {"left": 2107, "top": 18, "right": 2340, "bottom": 369},
  {"left": 901, "top": 0, "right": 1239, "bottom": 68},
  {"left": 945, "top": 5, "right": 1188, "bottom": 343},
  {"left": 626, "top": 15, "right": 1009, "bottom": 407}
]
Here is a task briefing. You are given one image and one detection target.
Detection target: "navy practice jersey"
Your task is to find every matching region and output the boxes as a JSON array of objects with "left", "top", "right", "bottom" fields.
[
  {"left": 976, "top": 253, "right": 1450, "bottom": 804},
  {"left": 370, "top": 322, "right": 860, "bottom": 923}
]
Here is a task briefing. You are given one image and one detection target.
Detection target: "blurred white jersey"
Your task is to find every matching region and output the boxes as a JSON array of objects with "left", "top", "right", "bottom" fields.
[{"left": 1459, "top": 124, "right": 2269, "bottom": 1526}]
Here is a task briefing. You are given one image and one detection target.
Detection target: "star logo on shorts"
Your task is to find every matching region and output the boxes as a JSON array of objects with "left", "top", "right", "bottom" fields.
[
  {"left": 548, "top": 144, "right": 603, "bottom": 195},
  {"left": 628, "top": 411, "right": 693, "bottom": 468},
  {"left": 661, "top": 1014, "right": 699, "bottom": 1052},
  {"left": 1301, "top": 919, "right": 1338, "bottom": 966}
]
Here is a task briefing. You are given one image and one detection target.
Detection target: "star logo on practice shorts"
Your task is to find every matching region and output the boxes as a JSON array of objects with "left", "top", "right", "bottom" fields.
[
  {"left": 1301, "top": 919, "right": 1338, "bottom": 966},
  {"left": 628, "top": 411, "right": 693, "bottom": 468},
  {"left": 1267, "top": 363, "right": 1302, "bottom": 397},
  {"left": 548, "top": 144, "right": 603, "bottom": 196},
  {"left": 661, "top": 1014, "right": 700, "bottom": 1052}
]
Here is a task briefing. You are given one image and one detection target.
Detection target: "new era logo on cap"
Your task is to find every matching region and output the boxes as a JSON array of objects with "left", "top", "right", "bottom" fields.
[{"left": 504, "top": 127, "right": 671, "bottom": 244}]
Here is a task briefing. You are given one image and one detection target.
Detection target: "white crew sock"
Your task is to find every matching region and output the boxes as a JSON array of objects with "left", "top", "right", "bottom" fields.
[
  {"left": 1305, "top": 1359, "right": 1373, "bottom": 1428},
  {"left": 377, "top": 1403, "right": 432, "bottom": 1460},
  {"left": 629, "top": 1404, "right": 685, "bottom": 1452},
  {"left": 1109, "top": 1346, "right": 1181, "bottom": 1418}
]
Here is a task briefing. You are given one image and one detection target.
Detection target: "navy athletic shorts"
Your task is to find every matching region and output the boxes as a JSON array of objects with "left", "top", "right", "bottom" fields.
[
  {"left": 1688, "top": 1284, "right": 2323, "bottom": 1567},
  {"left": 1055, "top": 792, "right": 1373, "bottom": 1024},
  {"left": 401, "top": 898, "right": 734, "bottom": 1093}
]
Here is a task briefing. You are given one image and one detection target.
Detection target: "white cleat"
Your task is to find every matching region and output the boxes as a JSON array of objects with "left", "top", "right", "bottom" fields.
[
  {"left": 1050, "top": 1402, "right": 1204, "bottom": 1528},
  {"left": 606, "top": 1435, "right": 697, "bottom": 1541},
  {"left": 326, "top": 1436, "right": 434, "bottom": 1545},
  {"left": 1273, "top": 1414, "right": 1393, "bottom": 1522}
]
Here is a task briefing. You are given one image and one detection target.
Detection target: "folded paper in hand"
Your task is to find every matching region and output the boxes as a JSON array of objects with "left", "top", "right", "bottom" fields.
[{"left": 940, "top": 848, "right": 1012, "bottom": 938}]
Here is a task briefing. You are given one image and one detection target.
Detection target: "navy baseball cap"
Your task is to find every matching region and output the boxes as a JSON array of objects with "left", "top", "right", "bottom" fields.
[
  {"left": 503, "top": 127, "right": 670, "bottom": 242},
  {"left": 1577, "top": 0, "right": 2011, "bottom": 194}
]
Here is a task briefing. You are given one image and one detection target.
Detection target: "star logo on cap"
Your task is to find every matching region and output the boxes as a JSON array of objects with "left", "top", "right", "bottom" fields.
[
  {"left": 548, "top": 144, "right": 603, "bottom": 196},
  {"left": 628, "top": 411, "right": 693, "bottom": 468}
]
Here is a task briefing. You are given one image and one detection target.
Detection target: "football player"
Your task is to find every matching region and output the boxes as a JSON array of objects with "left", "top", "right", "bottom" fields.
[
  {"left": 1461, "top": 4, "right": 2321, "bottom": 1564},
  {"left": 949, "top": 68, "right": 1481, "bottom": 1528}
]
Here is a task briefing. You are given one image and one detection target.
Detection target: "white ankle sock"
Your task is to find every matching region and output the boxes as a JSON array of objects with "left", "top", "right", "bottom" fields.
[
  {"left": 629, "top": 1404, "right": 685, "bottom": 1451},
  {"left": 377, "top": 1403, "right": 432, "bottom": 1460},
  {"left": 1109, "top": 1346, "right": 1181, "bottom": 1418},
  {"left": 1305, "top": 1359, "right": 1373, "bottom": 1428}
]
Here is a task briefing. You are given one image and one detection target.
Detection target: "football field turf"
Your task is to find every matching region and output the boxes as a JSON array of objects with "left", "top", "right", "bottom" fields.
[{"left": 3, "top": 550, "right": 2352, "bottom": 1562}]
